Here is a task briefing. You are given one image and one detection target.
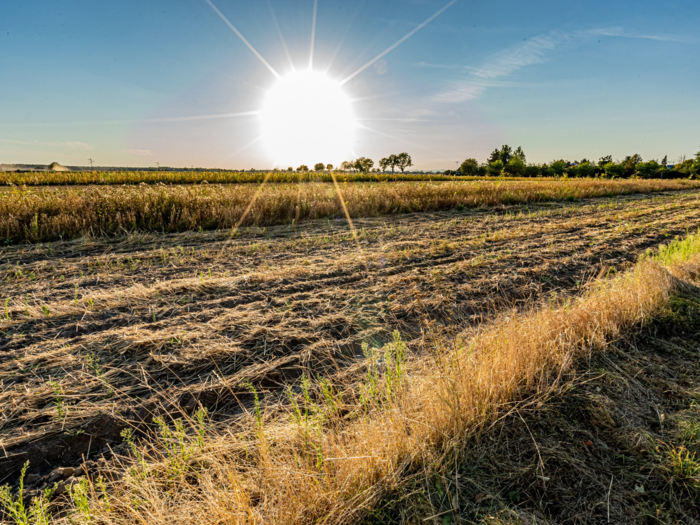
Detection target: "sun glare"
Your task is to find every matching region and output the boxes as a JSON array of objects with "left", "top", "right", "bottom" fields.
[{"left": 261, "top": 71, "right": 356, "bottom": 167}]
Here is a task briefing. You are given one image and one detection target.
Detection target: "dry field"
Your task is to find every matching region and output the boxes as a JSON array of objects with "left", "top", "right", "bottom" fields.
[
  {"left": 2, "top": 188, "right": 700, "bottom": 522},
  {"left": 1, "top": 178, "right": 697, "bottom": 243}
]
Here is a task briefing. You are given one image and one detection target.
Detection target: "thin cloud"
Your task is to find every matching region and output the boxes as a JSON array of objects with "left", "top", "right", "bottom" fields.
[
  {"left": 433, "top": 34, "right": 559, "bottom": 103},
  {"left": 433, "top": 26, "right": 696, "bottom": 103},
  {"left": 587, "top": 27, "right": 697, "bottom": 43},
  {"left": 472, "top": 34, "right": 558, "bottom": 80}
]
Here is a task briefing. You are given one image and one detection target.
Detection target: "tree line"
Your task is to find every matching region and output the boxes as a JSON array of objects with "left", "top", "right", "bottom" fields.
[
  {"left": 289, "top": 153, "right": 413, "bottom": 174},
  {"left": 454, "top": 145, "right": 700, "bottom": 179}
]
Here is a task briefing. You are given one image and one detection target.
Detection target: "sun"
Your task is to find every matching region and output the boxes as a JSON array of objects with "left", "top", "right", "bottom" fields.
[{"left": 260, "top": 70, "right": 356, "bottom": 168}]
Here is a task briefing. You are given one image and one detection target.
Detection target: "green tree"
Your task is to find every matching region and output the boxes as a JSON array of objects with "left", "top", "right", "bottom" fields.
[
  {"left": 661, "top": 155, "right": 668, "bottom": 166},
  {"left": 523, "top": 164, "right": 540, "bottom": 177},
  {"left": 598, "top": 155, "right": 612, "bottom": 169},
  {"left": 570, "top": 161, "right": 594, "bottom": 178},
  {"left": 395, "top": 152, "right": 413, "bottom": 172},
  {"left": 314, "top": 163, "right": 325, "bottom": 172},
  {"left": 513, "top": 146, "right": 526, "bottom": 163},
  {"left": 499, "top": 145, "right": 513, "bottom": 165},
  {"left": 379, "top": 156, "right": 395, "bottom": 172},
  {"left": 326, "top": 163, "right": 333, "bottom": 171},
  {"left": 354, "top": 157, "right": 374, "bottom": 173},
  {"left": 503, "top": 156, "right": 525, "bottom": 176},
  {"left": 340, "top": 161, "right": 353, "bottom": 172},
  {"left": 549, "top": 160, "right": 567, "bottom": 176},
  {"left": 635, "top": 160, "right": 660, "bottom": 179},
  {"left": 487, "top": 159, "right": 504, "bottom": 176},
  {"left": 603, "top": 162, "right": 624, "bottom": 178},
  {"left": 622, "top": 154, "right": 643, "bottom": 177},
  {"left": 297, "top": 165, "right": 309, "bottom": 172},
  {"left": 459, "top": 158, "right": 479, "bottom": 175},
  {"left": 487, "top": 148, "right": 501, "bottom": 164},
  {"left": 287, "top": 167, "right": 293, "bottom": 172}
]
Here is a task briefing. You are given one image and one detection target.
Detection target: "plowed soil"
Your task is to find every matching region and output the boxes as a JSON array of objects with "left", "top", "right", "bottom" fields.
[{"left": 2, "top": 190, "right": 699, "bottom": 492}]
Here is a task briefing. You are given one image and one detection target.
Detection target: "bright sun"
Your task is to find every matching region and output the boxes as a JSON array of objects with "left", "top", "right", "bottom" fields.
[{"left": 261, "top": 71, "right": 356, "bottom": 168}]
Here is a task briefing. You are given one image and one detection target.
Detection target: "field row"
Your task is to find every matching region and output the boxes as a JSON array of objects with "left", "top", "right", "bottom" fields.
[
  {"left": 3, "top": 170, "right": 474, "bottom": 186},
  {"left": 1, "top": 190, "right": 699, "bottom": 489},
  {"left": 1, "top": 178, "right": 698, "bottom": 243}
]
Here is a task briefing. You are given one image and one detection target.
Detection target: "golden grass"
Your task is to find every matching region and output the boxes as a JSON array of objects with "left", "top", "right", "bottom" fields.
[
  {"left": 2, "top": 170, "right": 495, "bottom": 186},
  {"left": 1, "top": 178, "right": 698, "bottom": 243},
  {"left": 53, "top": 233, "right": 700, "bottom": 524}
]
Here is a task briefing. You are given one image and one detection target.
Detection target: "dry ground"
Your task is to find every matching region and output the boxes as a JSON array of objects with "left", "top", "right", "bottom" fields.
[{"left": 1, "top": 190, "right": 700, "bottom": 495}]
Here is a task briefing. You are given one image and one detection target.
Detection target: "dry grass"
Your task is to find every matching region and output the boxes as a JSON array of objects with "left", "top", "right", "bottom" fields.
[
  {"left": 2, "top": 190, "right": 700, "bottom": 523},
  {"left": 1, "top": 178, "right": 698, "bottom": 243},
  {"left": 43, "top": 230, "right": 700, "bottom": 523},
  {"left": 2, "top": 170, "right": 495, "bottom": 186}
]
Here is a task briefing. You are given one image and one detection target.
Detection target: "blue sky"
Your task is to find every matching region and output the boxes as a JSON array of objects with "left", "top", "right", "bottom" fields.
[{"left": 1, "top": 0, "right": 698, "bottom": 170}]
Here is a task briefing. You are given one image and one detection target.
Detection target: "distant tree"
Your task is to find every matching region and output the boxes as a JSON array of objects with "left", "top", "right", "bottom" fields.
[
  {"left": 354, "top": 157, "right": 374, "bottom": 173},
  {"left": 499, "top": 145, "right": 513, "bottom": 165},
  {"left": 487, "top": 148, "right": 501, "bottom": 164},
  {"left": 340, "top": 161, "right": 353, "bottom": 172},
  {"left": 314, "top": 162, "right": 325, "bottom": 172},
  {"left": 487, "top": 160, "right": 504, "bottom": 176},
  {"left": 603, "top": 162, "right": 624, "bottom": 178},
  {"left": 523, "top": 164, "right": 540, "bottom": 177},
  {"left": 459, "top": 158, "right": 479, "bottom": 175},
  {"left": 661, "top": 155, "right": 668, "bottom": 167},
  {"left": 503, "top": 156, "right": 525, "bottom": 176},
  {"left": 297, "top": 165, "right": 309, "bottom": 172},
  {"left": 635, "top": 160, "right": 661, "bottom": 179},
  {"left": 326, "top": 163, "right": 333, "bottom": 171},
  {"left": 395, "top": 152, "right": 413, "bottom": 172},
  {"left": 379, "top": 156, "right": 394, "bottom": 172},
  {"left": 287, "top": 167, "right": 293, "bottom": 172},
  {"left": 513, "top": 146, "right": 526, "bottom": 163},
  {"left": 549, "top": 160, "right": 567, "bottom": 176},
  {"left": 598, "top": 155, "right": 612, "bottom": 169},
  {"left": 572, "top": 161, "right": 594, "bottom": 178},
  {"left": 673, "top": 159, "right": 695, "bottom": 175},
  {"left": 622, "top": 154, "right": 643, "bottom": 177}
]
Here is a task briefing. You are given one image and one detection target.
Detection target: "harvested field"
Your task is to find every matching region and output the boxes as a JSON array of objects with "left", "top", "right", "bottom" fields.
[
  {"left": 1, "top": 188, "right": 700, "bottom": 505},
  {"left": 0, "top": 178, "right": 698, "bottom": 243}
]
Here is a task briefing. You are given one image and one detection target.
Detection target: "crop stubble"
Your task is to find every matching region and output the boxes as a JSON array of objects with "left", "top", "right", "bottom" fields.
[{"left": 1, "top": 190, "right": 699, "bottom": 487}]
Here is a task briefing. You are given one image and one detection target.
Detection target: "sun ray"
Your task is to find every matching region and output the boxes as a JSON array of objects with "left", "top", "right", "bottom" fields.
[
  {"left": 221, "top": 171, "right": 272, "bottom": 247},
  {"left": 268, "top": 0, "right": 295, "bottom": 72},
  {"left": 1, "top": 111, "right": 261, "bottom": 128},
  {"left": 323, "top": 1, "right": 365, "bottom": 74},
  {"left": 330, "top": 172, "right": 373, "bottom": 277},
  {"left": 339, "top": 0, "right": 458, "bottom": 86},
  {"left": 227, "top": 135, "right": 265, "bottom": 160},
  {"left": 309, "top": 0, "right": 318, "bottom": 70},
  {"left": 205, "top": 0, "right": 281, "bottom": 79}
]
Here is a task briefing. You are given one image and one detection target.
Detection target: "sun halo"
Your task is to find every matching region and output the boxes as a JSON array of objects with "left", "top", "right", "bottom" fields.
[{"left": 260, "top": 70, "right": 357, "bottom": 168}]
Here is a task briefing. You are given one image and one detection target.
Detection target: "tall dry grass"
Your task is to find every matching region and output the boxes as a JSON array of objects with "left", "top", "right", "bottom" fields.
[
  {"left": 1, "top": 178, "right": 698, "bottom": 243},
  {"left": 42, "top": 234, "right": 700, "bottom": 524},
  {"left": 2, "top": 170, "right": 479, "bottom": 186}
]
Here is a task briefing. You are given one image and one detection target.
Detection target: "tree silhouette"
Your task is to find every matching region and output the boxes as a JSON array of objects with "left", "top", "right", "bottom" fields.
[{"left": 395, "top": 152, "right": 412, "bottom": 173}]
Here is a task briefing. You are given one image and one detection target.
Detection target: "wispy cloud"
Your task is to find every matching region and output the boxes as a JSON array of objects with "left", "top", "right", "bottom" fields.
[
  {"left": 587, "top": 27, "right": 697, "bottom": 43},
  {"left": 432, "top": 27, "right": 696, "bottom": 103},
  {"left": 433, "top": 33, "right": 560, "bottom": 103}
]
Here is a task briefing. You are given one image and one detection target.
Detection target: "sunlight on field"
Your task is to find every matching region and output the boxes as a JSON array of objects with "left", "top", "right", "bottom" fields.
[{"left": 261, "top": 71, "right": 357, "bottom": 168}]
